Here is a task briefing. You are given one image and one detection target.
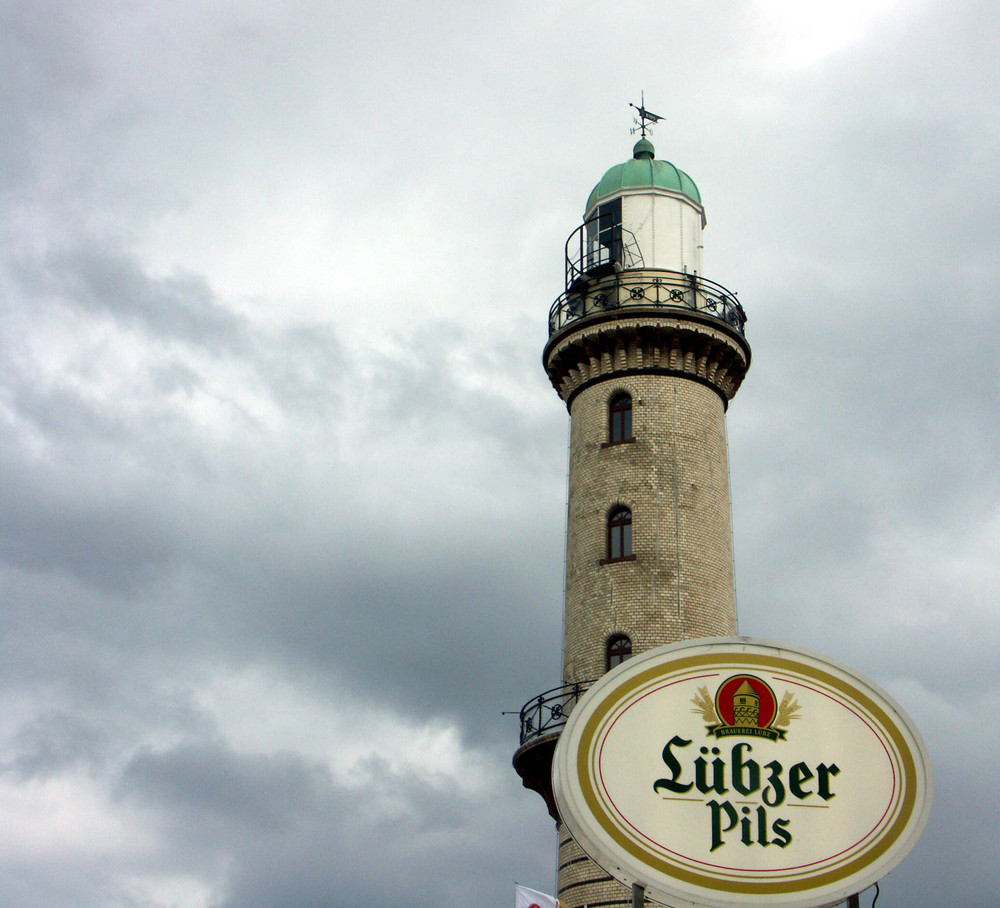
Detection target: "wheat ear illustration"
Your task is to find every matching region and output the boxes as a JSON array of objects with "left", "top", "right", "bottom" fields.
[
  {"left": 775, "top": 691, "right": 802, "bottom": 727},
  {"left": 691, "top": 685, "right": 718, "bottom": 724}
]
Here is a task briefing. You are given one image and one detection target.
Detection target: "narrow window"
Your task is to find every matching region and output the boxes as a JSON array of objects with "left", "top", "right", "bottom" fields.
[
  {"left": 585, "top": 198, "right": 623, "bottom": 273},
  {"left": 607, "top": 506, "right": 633, "bottom": 561},
  {"left": 609, "top": 392, "right": 633, "bottom": 444},
  {"left": 607, "top": 634, "right": 633, "bottom": 670},
  {"left": 597, "top": 198, "right": 623, "bottom": 265}
]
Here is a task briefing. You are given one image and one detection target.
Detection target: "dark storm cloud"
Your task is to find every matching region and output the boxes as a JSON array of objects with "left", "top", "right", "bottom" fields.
[
  {"left": 0, "top": 237, "right": 351, "bottom": 598},
  {"left": 1, "top": 239, "right": 563, "bottom": 755},
  {"left": 0, "top": 484, "right": 175, "bottom": 594},
  {"left": 369, "top": 317, "right": 563, "bottom": 465},
  {"left": 248, "top": 541, "right": 564, "bottom": 741},
  {"left": 2, "top": 722, "right": 550, "bottom": 908}
]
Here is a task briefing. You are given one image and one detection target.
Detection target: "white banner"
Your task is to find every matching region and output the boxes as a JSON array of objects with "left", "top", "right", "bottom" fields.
[{"left": 514, "top": 883, "right": 560, "bottom": 908}]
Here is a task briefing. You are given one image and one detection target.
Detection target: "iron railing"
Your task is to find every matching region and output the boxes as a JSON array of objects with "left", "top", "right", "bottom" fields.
[
  {"left": 548, "top": 268, "right": 747, "bottom": 338},
  {"left": 518, "top": 681, "right": 594, "bottom": 746},
  {"left": 565, "top": 217, "right": 644, "bottom": 289}
]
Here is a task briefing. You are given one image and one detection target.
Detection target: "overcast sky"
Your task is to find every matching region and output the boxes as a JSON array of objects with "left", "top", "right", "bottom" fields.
[{"left": 2, "top": 1, "right": 998, "bottom": 906}]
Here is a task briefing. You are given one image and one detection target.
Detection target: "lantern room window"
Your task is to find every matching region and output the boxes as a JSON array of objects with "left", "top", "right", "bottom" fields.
[
  {"left": 585, "top": 197, "right": 623, "bottom": 274},
  {"left": 597, "top": 198, "right": 623, "bottom": 266}
]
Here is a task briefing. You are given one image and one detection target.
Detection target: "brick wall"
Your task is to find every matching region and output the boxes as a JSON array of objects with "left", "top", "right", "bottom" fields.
[{"left": 562, "top": 372, "right": 738, "bottom": 682}]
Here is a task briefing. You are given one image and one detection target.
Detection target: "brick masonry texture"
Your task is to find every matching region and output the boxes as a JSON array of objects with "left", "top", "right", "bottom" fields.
[
  {"left": 561, "top": 372, "right": 740, "bottom": 684},
  {"left": 543, "top": 302, "right": 750, "bottom": 908}
]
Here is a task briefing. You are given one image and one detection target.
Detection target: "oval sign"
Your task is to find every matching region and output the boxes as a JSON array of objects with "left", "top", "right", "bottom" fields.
[{"left": 552, "top": 638, "right": 932, "bottom": 908}]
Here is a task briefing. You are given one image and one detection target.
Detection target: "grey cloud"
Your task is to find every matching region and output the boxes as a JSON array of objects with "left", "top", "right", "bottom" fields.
[
  {"left": 15, "top": 246, "right": 248, "bottom": 352},
  {"left": 0, "top": 1, "right": 97, "bottom": 187},
  {"left": 115, "top": 740, "right": 331, "bottom": 833},
  {"left": 2, "top": 710, "right": 108, "bottom": 780},
  {"left": 0, "top": 471, "right": 177, "bottom": 594},
  {"left": 215, "top": 751, "right": 554, "bottom": 908},
  {"left": 0, "top": 246, "right": 352, "bottom": 595}
]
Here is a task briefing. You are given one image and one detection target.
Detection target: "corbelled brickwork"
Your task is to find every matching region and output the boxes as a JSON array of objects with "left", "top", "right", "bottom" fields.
[
  {"left": 544, "top": 311, "right": 749, "bottom": 407},
  {"left": 544, "top": 298, "right": 750, "bottom": 908}
]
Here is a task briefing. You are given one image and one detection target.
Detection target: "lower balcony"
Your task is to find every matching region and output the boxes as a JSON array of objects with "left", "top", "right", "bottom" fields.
[{"left": 512, "top": 681, "right": 593, "bottom": 821}]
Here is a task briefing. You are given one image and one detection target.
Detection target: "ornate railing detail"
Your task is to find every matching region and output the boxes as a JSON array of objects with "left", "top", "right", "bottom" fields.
[
  {"left": 518, "top": 681, "right": 594, "bottom": 746},
  {"left": 548, "top": 269, "right": 747, "bottom": 338}
]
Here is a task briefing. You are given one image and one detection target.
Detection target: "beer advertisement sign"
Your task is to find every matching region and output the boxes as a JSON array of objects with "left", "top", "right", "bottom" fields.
[{"left": 552, "top": 639, "right": 932, "bottom": 908}]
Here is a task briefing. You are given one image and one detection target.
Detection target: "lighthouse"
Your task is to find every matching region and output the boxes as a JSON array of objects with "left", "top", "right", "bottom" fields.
[{"left": 514, "top": 113, "right": 751, "bottom": 908}]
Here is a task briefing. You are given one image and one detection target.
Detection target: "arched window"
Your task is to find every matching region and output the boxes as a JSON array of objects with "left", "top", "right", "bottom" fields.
[
  {"left": 606, "top": 634, "right": 633, "bottom": 670},
  {"left": 608, "top": 392, "right": 633, "bottom": 444},
  {"left": 607, "top": 506, "right": 633, "bottom": 561}
]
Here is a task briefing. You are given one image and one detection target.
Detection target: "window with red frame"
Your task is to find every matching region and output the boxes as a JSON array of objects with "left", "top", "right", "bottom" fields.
[
  {"left": 607, "top": 506, "right": 633, "bottom": 561},
  {"left": 608, "top": 392, "right": 633, "bottom": 444},
  {"left": 606, "top": 634, "right": 633, "bottom": 670}
]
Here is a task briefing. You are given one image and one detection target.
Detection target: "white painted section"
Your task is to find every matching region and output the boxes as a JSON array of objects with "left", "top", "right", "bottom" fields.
[{"left": 617, "top": 191, "right": 705, "bottom": 275}]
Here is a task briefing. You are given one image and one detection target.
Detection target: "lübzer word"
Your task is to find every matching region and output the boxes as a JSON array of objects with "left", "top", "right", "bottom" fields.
[{"left": 653, "top": 736, "right": 841, "bottom": 851}]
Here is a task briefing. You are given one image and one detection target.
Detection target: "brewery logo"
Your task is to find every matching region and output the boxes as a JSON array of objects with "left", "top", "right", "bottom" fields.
[{"left": 692, "top": 673, "right": 800, "bottom": 741}]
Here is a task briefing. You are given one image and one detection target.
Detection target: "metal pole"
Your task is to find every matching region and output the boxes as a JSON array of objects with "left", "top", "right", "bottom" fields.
[
  {"left": 847, "top": 895, "right": 860, "bottom": 908},
  {"left": 631, "top": 883, "right": 644, "bottom": 908}
]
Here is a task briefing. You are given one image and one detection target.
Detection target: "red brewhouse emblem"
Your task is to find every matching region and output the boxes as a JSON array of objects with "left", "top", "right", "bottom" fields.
[{"left": 692, "top": 673, "right": 800, "bottom": 741}]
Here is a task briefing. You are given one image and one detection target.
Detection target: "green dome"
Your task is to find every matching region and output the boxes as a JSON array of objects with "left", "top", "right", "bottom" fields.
[{"left": 586, "top": 139, "right": 702, "bottom": 213}]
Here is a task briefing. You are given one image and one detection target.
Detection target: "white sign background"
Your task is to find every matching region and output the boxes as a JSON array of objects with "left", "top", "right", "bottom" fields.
[{"left": 552, "top": 638, "right": 933, "bottom": 908}]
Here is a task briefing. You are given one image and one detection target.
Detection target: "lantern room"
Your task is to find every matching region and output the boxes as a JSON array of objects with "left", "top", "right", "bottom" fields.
[
  {"left": 551, "top": 137, "right": 744, "bottom": 340},
  {"left": 571, "top": 136, "right": 706, "bottom": 288}
]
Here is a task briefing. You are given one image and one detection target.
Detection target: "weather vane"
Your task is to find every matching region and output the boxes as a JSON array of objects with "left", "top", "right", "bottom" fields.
[{"left": 629, "top": 92, "right": 664, "bottom": 138}]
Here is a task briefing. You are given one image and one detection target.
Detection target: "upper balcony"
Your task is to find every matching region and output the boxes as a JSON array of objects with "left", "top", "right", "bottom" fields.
[{"left": 549, "top": 268, "right": 747, "bottom": 339}]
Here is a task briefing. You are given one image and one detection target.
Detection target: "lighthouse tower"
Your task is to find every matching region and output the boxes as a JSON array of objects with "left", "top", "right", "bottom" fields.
[{"left": 514, "top": 117, "right": 751, "bottom": 908}]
